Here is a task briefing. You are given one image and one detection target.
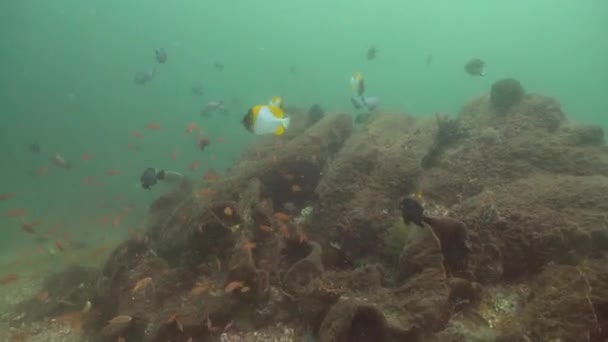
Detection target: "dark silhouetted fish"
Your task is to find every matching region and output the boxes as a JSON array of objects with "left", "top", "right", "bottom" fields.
[
  {"left": 399, "top": 197, "right": 425, "bottom": 226},
  {"left": 155, "top": 48, "right": 168, "bottom": 64},
  {"left": 191, "top": 82, "right": 205, "bottom": 96},
  {"left": 307, "top": 104, "right": 325, "bottom": 125},
  {"left": 426, "top": 53, "right": 433, "bottom": 67},
  {"left": 134, "top": 67, "right": 156, "bottom": 85},
  {"left": 28, "top": 142, "right": 41, "bottom": 154},
  {"left": 366, "top": 45, "right": 377, "bottom": 60},
  {"left": 464, "top": 58, "right": 486, "bottom": 76}
]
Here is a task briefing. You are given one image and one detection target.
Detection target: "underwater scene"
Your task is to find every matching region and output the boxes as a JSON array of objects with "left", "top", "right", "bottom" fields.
[{"left": 1, "top": 1, "right": 608, "bottom": 341}]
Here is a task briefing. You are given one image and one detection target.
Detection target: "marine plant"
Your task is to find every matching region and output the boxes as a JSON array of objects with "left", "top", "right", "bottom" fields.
[{"left": 490, "top": 78, "right": 525, "bottom": 113}]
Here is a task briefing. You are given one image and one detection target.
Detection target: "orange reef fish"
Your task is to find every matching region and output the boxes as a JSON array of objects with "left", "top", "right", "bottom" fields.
[
  {"left": 0, "top": 192, "right": 16, "bottom": 201},
  {"left": 145, "top": 122, "right": 161, "bottom": 131}
]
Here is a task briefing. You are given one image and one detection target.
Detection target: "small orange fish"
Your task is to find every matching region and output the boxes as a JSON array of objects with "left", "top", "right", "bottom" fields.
[
  {"left": 37, "top": 290, "right": 49, "bottom": 303},
  {"left": 196, "top": 188, "right": 214, "bottom": 197},
  {"left": 189, "top": 160, "right": 201, "bottom": 171},
  {"left": 273, "top": 212, "right": 291, "bottom": 222},
  {"left": 108, "top": 315, "right": 133, "bottom": 325},
  {"left": 0, "top": 192, "right": 16, "bottom": 201},
  {"left": 0, "top": 273, "right": 18, "bottom": 285},
  {"left": 291, "top": 184, "right": 302, "bottom": 192},
  {"left": 145, "top": 122, "right": 161, "bottom": 131},
  {"left": 278, "top": 222, "right": 290, "bottom": 239},
  {"left": 223, "top": 206, "right": 233, "bottom": 217},
  {"left": 282, "top": 173, "right": 296, "bottom": 181},
  {"left": 242, "top": 241, "right": 256, "bottom": 251},
  {"left": 203, "top": 171, "right": 218, "bottom": 181},
  {"left": 224, "top": 281, "right": 244, "bottom": 293},
  {"left": 82, "top": 176, "right": 99, "bottom": 186},
  {"left": 106, "top": 169, "right": 120, "bottom": 176},
  {"left": 81, "top": 153, "right": 92, "bottom": 161},
  {"left": 259, "top": 224, "right": 273, "bottom": 232},
  {"left": 112, "top": 216, "right": 122, "bottom": 227},
  {"left": 171, "top": 151, "right": 177, "bottom": 161},
  {"left": 131, "top": 130, "right": 144, "bottom": 139},
  {"left": 55, "top": 240, "right": 65, "bottom": 252},
  {"left": 166, "top": 313, "right": 184, "bottom": 332},
  {"left": 37, "top": 165, "right": 49, "bottom": 175},
  {"left": 131, "top": 277, "right": 153, "bottom": 294},
  {"left": 5, "top": 208, "right": 26, "bottom": 218},
  {"left": 190, "top": 284, "right": 209, "bottom": 296},
  {"left": 216, "top": 137, "right": 225, "bottom": 143},
  {"left": 185, "top": 122, "right": 200, "bottom": 133}
]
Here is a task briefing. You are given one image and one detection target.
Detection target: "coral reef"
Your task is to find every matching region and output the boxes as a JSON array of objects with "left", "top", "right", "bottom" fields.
[{"left": 7, "top": 87, "right": 608, "bottom": 341}]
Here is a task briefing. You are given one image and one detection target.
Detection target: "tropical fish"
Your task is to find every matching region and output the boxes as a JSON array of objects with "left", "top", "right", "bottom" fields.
[
  {"left": 350, "top": 72, "right": 364, "bottom": 97},
  {"left": 242, "top": 105, "right": 290, "bottom": 136}
]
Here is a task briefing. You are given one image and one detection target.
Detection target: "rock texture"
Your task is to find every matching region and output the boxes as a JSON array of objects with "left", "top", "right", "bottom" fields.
[{"left": 9, "top": 89, "right": 608, "bottom": 341}]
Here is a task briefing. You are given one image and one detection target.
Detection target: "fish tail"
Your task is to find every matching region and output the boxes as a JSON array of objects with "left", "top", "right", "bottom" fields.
[{"left": 282, "top": 117, "right": 291, "bottom": 129}]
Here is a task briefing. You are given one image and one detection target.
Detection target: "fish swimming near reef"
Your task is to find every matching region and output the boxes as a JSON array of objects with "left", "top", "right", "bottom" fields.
[
  {"left": 307, "top": 104, "right": 324, "bottom": 125},
  {"left": 366, "top": 45, "right": 378, "bottom": 60},
  {"left": 28, "top": 142, "right": 41, "bottom": 154},
  {"left": 464, "top": 58, "right": 486, "bottom": 76},
  {"left": 399, "top": 197, "right": 425, "bottom": 226},
  {"left": 351, "top": 96, "right": 380, "bottom": 111},
  {"left": 350, "top": 72, "right": 365, "bottom": 97},
  {"left": 140, "top": 168, "right": 183, "bottom": 189},
  {"left": 50, "top": 154, "right": 71, "bottom": 170},
  {"left": 242, "top": 105, "right": 290, "bottom": 136},
  {"left": 155, "top": 48, "right": 168, "bottom": 64},
  {"left": 201, "top": 100, "right": 226, "bottom": 117},
  {"left": 134, "top": 67, "right": 156, "bottom": 85}
]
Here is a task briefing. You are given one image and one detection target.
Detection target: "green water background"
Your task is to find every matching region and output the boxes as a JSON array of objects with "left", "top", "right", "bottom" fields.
[{"left": 0, "top": 0, "right": 606, "bottom": 255}]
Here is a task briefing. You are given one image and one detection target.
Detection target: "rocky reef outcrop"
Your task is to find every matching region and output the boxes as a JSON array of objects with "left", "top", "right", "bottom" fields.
[{"left": 9, "top": 81, "right": 608, "bottom": 341}]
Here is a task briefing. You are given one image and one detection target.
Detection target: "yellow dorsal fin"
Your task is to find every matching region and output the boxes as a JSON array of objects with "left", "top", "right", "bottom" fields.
[
  {"left": 275, "top": 124, "right": 285, "bottom": 136},
  {"left": 268, "top": 105, "right": 284, "bottom": 119},
  {"left": 251, "top": 106, "right": 262, "bottom": 120}
]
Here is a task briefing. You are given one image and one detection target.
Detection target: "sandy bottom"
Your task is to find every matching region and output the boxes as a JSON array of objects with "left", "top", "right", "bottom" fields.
[{"left": 0, "top": 240, "right": 121, "bottom": 342}]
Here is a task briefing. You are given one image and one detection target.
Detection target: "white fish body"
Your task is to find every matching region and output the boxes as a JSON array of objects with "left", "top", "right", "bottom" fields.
[{"left": 253, "top": 106, "right": 290, "bottom": 135}]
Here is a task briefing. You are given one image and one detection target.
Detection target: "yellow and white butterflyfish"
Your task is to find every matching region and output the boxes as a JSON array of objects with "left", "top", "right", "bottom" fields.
[
  {"left": 242, "top": 105, "right": 291, "bottom": 136},
  {"left": 350, "top": 72, "right": 364, "bottom": 97},
  {"left": 269, "top": 96, "right": 283, "bottom": 109}
]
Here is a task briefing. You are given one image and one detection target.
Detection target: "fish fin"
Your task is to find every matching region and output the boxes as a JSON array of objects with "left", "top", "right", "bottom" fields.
[
  {"left": 275, "top": 125, "right": 285, "bottom": 136},
  {"left": 268, "top": 106, "right": 284, "bottom": 119},
  {"left": 282, "top": 117, "right": 290, "bottom": 129}
]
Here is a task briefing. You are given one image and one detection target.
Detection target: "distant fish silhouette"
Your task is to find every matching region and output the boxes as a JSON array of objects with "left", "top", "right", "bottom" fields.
[
  {"left": 134, "top": 67, "right": 156, "bottom": 85},
  {"left": 28, "top": 142, "right": 41, "bottom": 154},
  {"left": 464, "top": 58, "right": 486, "bottom": 76},
  {"left": 155, "top": 48, "right": 168, "bottom": 64},
  {"left": 366, "top": 45, "right": 377, "bottom": 60}
]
